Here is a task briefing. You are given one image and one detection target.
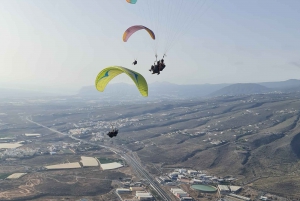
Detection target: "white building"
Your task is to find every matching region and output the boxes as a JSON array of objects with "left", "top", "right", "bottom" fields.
[
  {"left": 187, "top": 170, "right": 198, "bottom": 175},
  {"left": 136, "top": 193, "right": 152, "bottom": 197},
  {"left": 204, "top": 175, "right": 213, "bottom": 180},
  {"left": 25, "top": 133, "right": 41, "bottom": 137},
  {"left": 229, "top": 185, "right": 242, "bottom": 193},
  {"left": 191, "top": 178, "right": 202, "bottom": 184},
  {"left": 178, "top": 175, "right": 186, "bottom": 179},
  {"left": 260, "top": 196, "right": 268, "bottom": 201},
  {"left": 116, "top": 188, "right": 132, "bottom": 194},
  {"left": 178, "top": 169, "right": 187, "bottom": 174},
  {"left": 218, "top": 185, "right": 230, "bottom": 194},
  {"left": 136, "top": 192, "right": 153, "bottom": 201},
  {"left": 171, "top": 188, "right": 186, "bottom": 194}
]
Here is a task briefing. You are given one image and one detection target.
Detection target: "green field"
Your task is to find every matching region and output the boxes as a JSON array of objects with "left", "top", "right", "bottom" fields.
[{"left": 0, "top": 173, "right": 10, "bottom": 180}]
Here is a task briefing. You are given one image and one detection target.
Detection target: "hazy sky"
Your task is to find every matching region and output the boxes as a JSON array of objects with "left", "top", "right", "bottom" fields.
[{"left": 0, "top": 0, "right": 299, "bottom": 93}]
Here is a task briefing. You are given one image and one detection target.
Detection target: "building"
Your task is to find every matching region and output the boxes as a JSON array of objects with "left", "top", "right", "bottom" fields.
[
  {"left": 180, "top": 197, "right": 193, "bottom": 201},
  {"left": 178, "top": 169, "right": 187, "bottom": 174},
  {"left": 197, "top": 173, "right": 206, "bottom": 178},
  {"left": 203, "top": 175, "right": 213, "bottom": 180},
  {"left": 187, "top": 170, "right": 198, "bottom": 175},
  {"left": 229, "top": 186, "right": 242, "bottom": 193},
  {"left": 159, "top": 176, "right": 172, "bottom": 183},
  {"left": 130, "top": 187, "right": 144, "bottom": 191},
  {"left": 156, "top": 177, "right": 163, "bottom": 184},
  {"left": 228, "top": 193, "right": 250, "bottom": 201},
  {"left": 178, "top": 175, "right": 187, "bottom": 179},
  {"left": 136, "top": 193, "right": 152, "bottom": 197},
  {"left": 165, "top": 182, "right": 176, "bottom": 186},
  {"left": 123, "top": 182, "right": 131, "bottom": 187},
  {"left": 191, "top": 178, "right": 202, "bottom": 184},
  {"left": 169, "top": 172, "right": 179, "bottom": 179},
  {"left": 25, "top": 133, "right": 41, "bottom": 137},
  {"left": 138, "top": 195, "right": 153, "bottom": 201},
  {"left": 136, "top": 192, "right": 153, "bottom": 201},
  {"left": 171, "top": 188, "right": 191, "bottom": 199},
  {"left": 171, "top": 188, "right": 186, "bottom": 194},
  {"left": 218, "top": 185, "right": 230, "bottom": 194},
  {"left": 116, "top": 188, "right": 132, "bottom": 194},
  {"left": 176, "top": 192, "right": 189, "bottom": 198},
  {"left": 179, "top": 178, "right": 190, "bottom": 183},
  {"left": 260, "top": 196, "right": 268, "bottom": 201},
  {"left": 225, "top": 177, "right": 235, "bottom": 182}
]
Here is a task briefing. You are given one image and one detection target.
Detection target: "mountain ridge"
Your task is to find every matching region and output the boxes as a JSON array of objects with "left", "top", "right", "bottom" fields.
[{"left": 78, "top": 79, "right": 300, "bottom": 99}]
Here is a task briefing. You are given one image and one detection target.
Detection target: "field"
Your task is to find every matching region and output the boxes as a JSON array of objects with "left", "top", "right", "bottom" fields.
[
  {"left": 0, "top": 143, "right": 23, "bottom": 149},
  {"left": 80, "top": 156, "right": 99, "bottom": 167},
  {"left": 45, "top": 162, "right": 81, "bottom": 170},
  {"left": 98, "top": 157, "right": 123, "bottom": 164},
  {"left": 6, "top": 173, "right": 27, "bottom": 179}
]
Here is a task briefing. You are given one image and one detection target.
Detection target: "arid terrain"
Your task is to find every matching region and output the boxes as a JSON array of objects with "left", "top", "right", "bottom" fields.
[{"left": 1, "top": 92, "right": 300, "bottom": 200}]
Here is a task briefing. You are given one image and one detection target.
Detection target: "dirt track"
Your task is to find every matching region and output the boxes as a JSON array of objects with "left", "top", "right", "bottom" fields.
[{"left": 0, "top": 174, "right": 42, "bottom": 200}]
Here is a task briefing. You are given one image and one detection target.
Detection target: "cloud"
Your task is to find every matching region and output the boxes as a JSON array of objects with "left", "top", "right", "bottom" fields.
[{"left": 290, "top": 61, "right": 300, "bottom": 68}]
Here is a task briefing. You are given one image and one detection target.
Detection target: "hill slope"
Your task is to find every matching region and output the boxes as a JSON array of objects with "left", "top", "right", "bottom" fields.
[
  {"left": 78, "top": 79, "right": 300, "bottom": 99},
  {"left": 210, "top": 83, "right": 272, "bottom": 96},
  {"left": 78, "top": 82, "right": 229, "bottom": 99}
]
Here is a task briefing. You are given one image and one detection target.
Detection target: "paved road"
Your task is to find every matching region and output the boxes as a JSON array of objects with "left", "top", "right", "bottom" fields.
[
  {"left": 123, "top": 154, "right": 171, "bottom": 201},
  {"left": 25, "top": 116, "right": 171, "bottom": 201}
]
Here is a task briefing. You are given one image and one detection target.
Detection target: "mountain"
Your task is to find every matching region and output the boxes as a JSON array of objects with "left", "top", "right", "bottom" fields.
[
  {"left": 78, "top": 82, "right": 230, "bottom": 99},
  {"left": 210, "top": 83, "right": 272, "bottom": 96},
  {"left": 2, "top": 79, "right": 300, "bottom": 99},
  {"left": 259, "top": 79, "right": 300, "bottom": 89}
]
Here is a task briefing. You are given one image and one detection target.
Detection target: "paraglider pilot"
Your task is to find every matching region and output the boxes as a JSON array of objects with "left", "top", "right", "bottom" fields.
[
  {"left": 149, "top": 57, "right": 165, "bottom": 75},
  {"left": 107, "top": 124, "right": 119, "bottom": 138},
  {"left": 133, "top": 60, "right": 137, "bottom": 65}
]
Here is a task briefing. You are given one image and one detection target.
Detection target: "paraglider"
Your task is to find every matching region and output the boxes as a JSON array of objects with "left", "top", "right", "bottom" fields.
[
  {"left": 149, "top": 57, "right": 166, "bottom": 75},
  {"left": 126, "top": 0, "right": 137, "bottom": 4},
  {"left": 124, "top": 0, "right": 215, "bottom": 60},
  {"left": 123, "top": 25, "right": 155, "bottom": 42},
  {"left": 95, "top": 66, "right": 148, "bottom": 97},
  {"left": 123, "top": 26, "right": 155, "bottom": 66},
  {"left": 107, "top": 124, "right": 119, "bottom": 138}
]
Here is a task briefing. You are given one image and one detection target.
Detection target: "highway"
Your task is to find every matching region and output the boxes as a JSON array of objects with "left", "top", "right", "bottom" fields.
[
  {"left": 25, "top": 116, "right": 172, "bottom": 201},
  {"left": 123, "top": 154, "right": 171, "bottom": 201}
]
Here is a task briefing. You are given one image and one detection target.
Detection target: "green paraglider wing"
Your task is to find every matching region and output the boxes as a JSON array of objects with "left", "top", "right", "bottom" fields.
[{"left": 95, "top": 66, "right": 148, "bottom": 97}]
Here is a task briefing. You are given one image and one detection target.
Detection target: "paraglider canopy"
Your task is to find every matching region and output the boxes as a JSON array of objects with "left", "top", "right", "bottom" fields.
[
  {"left": 123, "top": 25, "right": 155, "bottom": 42},
  {"left": 95, "top": 66, "right": 148, "bottom": 97},
  {"left": 126, "top": 0, "right": 137, "bottom": 4},
  {"left": 124, "top": 0, "right": 216, "bottom": 56}
]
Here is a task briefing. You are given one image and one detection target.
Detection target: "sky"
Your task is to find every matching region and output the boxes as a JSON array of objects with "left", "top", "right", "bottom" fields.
[{"left": 0, "top": 0, "right": 299, "bottom": 94}]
